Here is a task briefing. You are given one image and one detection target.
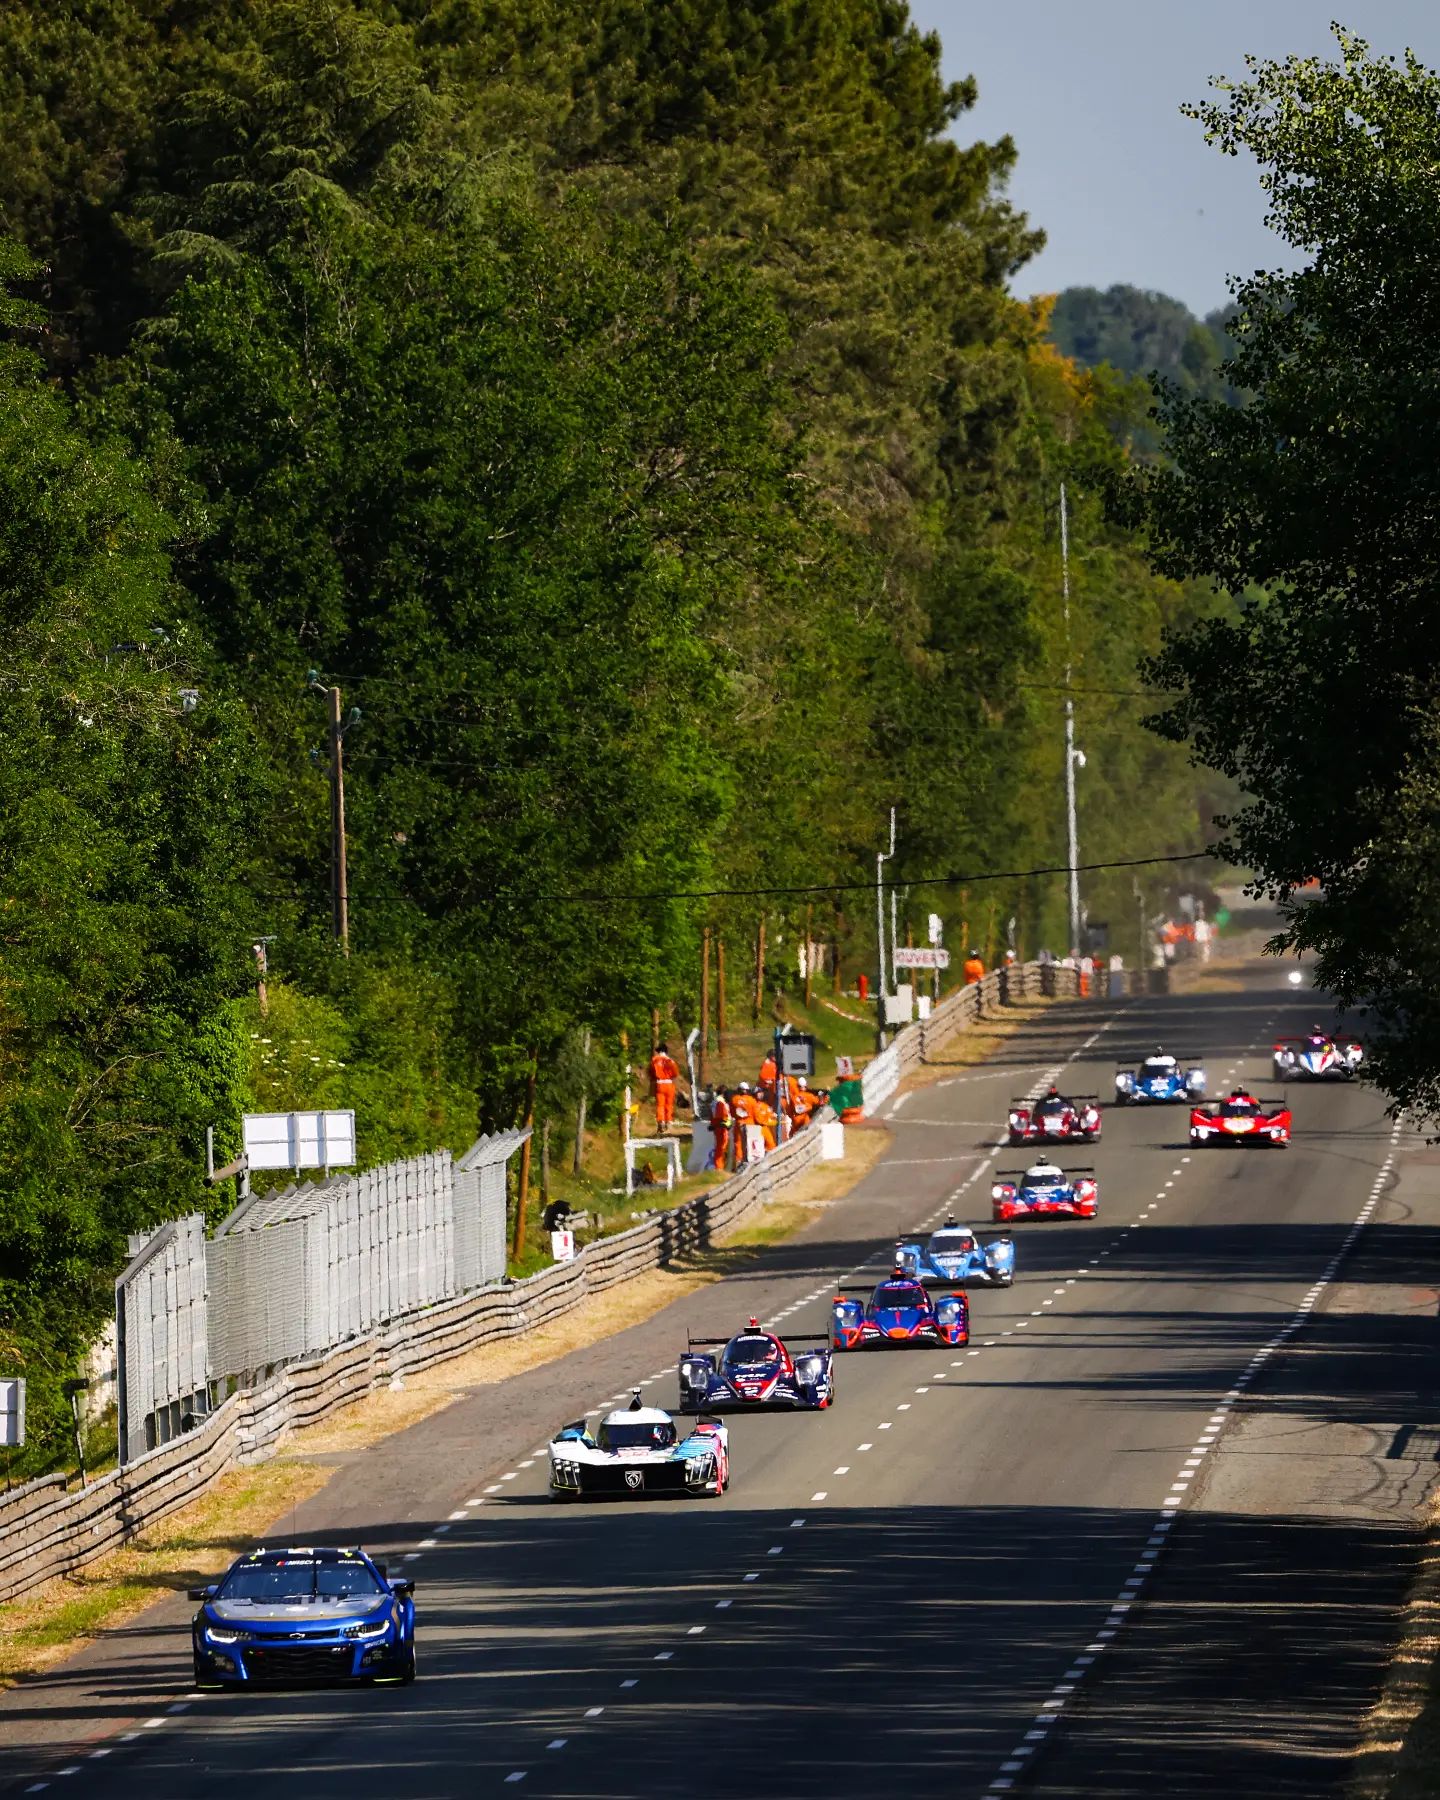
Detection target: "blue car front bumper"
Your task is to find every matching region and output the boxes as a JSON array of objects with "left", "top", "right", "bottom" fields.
[{"left": 194, "top": 1621, "right": 411, "bottom": 1684}]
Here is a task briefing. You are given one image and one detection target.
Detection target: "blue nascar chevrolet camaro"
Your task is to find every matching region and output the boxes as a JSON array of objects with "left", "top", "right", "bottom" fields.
[{"left": 190, "top": 1545, "right": 416, "bottom": 1687}]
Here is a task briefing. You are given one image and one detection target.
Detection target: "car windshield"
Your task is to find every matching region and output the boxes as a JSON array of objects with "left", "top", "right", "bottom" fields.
[
  {"left": 872, "top": 1283, "right": 925, "bottom": 1309},
  {"left": 1036, "top": 1096, "right": 1068, "bottom": 1113},
  {"left": 218, "top": 1558, "right": 385, "bottom": 1603},
  {"left": 1140, "top": 1060, "right": 1175, "bottom": 1078},
  {"left": 1219, "top": 1100, "right": 1259, "bottom": 1117},
  {"left": 600, "top": 1421, "right": 676, "bottom": 1452},
  {"left": 930, "top": 1234, "right": 975, "bottom": 1256},
  {"left": 723, "top": 1336, "right": 778, "bottom": 1368},
  {"left": 1025, "top": 1173, "right": 1063, "bottom": 1188}
]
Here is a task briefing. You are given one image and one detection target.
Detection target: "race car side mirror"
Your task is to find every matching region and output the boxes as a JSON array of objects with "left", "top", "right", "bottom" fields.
[
  {"left": 187, "top": 1585, "right": 218, "bottom": 1601},
  {"left": 389, "top": 1579, "right": 415, "bottom": 1597}
]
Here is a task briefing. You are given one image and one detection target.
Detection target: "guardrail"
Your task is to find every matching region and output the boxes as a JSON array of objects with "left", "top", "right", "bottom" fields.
[{"left": 0, "top": 957, "right": 1091, "bottom": 1605}]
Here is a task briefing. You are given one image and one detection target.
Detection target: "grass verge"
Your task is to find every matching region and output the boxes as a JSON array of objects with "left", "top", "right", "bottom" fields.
[
  {"left": 1350, "top": 1490, "right": 1440, "bottom": 1799},
  {"left": 0, "top": 1122, "right": 889, "bottom": 1691}
]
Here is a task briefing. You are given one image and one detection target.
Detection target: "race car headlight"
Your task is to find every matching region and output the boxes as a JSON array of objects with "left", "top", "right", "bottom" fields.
[
  {"left": 794, "top": 1355, "right": 823, "bottom": 1379},
  {"left": 685, "top": 1455, "right": 713, "bottom": 1480},
  {"left": 343, "top": 1619, "right": 393, "bottom": 1641},
  {"left": 552, "top": 1458, "right": 582, "bottom": 1487},
  {"left": 204, "top": 1624, "right": 252, "bottom": 1645}
]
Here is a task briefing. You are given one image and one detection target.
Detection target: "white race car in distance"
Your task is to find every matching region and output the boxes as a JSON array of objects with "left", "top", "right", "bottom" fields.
[
  {"left": 1273, "top": 1031, "right": 1363, "bottom": 1081},
  {"left": 549, "top": 1393, "right": 729, "bottom": 1501}
]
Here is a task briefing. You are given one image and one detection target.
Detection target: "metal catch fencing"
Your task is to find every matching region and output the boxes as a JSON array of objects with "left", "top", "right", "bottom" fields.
[
  {"left": 115, "top": 1214, "right": 211, "bottom": 1470},
  {"left": 115, "top": 1130, "right": 527, "bottom": 1464}
]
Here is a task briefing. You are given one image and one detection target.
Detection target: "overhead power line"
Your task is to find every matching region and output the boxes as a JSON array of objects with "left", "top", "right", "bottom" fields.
[{"left": 244, "top": 845, "right": 1223, "bottom": 915}]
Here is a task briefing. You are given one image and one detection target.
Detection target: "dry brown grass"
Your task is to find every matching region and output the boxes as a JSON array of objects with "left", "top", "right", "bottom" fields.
[
  {"left": 1350, "top": 1491, "right": 1440, "bottom": 1798},
  {"left": 0, "top": 1123, "right": 889, "bottom": 1689},
  {"left": 897, "top": 995, "right": 1057, "bottom": 1093}
]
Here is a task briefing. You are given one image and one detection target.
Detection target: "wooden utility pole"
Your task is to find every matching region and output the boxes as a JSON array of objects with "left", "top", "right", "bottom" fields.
[
  {"left": 540, "top": 1118, "right": 551, "bottom": 1207},
  {"left": 753, "top": 916, "right": 766, "bottom": 1024},
  {"left": 716, "top": 938, "right": 727, "bottom": 1055},
  {"left": 700, "top": 928, "right": 712, "bottom": 1085},
  {"left": 512, "top": 1055, "right": 537, "bottom": 1261},
  {"left": 328, "top": 685, "right": 350, "bottom": 954},
  {"left": 252, "top": 939, "right": 272, "bottom": 1017},
  {"left": 803, "top": 904, "right": 814, "bottom": 1006},
  {"left": 573, "top": 1026, "right": 590, "bottom": 1176}
]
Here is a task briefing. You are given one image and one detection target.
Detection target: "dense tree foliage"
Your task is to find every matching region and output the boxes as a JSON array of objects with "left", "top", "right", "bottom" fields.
[
  {"left": 1049, "top": 285, "right": 1241, "bottom": 454},
  {"left": 0, "top": 0, "right": 1217, "bottom": 1466},
  {"left": 1137, "top": 29, "right": 1440, "bottom": 1118}
]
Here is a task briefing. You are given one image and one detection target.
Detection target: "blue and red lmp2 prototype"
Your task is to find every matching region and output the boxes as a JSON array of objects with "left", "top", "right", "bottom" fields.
[
  {"left": 831, "top": 1272, "right": 969, "bottom": 1349},
  {"left": 190, "top": 1546, "right": 416, "bottom": 1688},
  {"left": 679, "top": 1320, "right": 835, "bottom": 1411}
]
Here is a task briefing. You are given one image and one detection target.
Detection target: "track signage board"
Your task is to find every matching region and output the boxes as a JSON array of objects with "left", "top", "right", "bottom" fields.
[{"left": 894, "top": 947, "right": 951, "bottom": 970}]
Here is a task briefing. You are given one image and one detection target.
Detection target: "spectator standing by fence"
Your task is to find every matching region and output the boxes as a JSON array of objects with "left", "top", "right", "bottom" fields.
[{"left": 962, "top": 948, "right": 986, "bottom": 985}]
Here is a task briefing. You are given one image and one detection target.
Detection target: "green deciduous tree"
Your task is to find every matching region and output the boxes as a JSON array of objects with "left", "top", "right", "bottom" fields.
[
  {"left": 1137, "top": 28, "right": 1440, "bottom": 1114},
  {"left": 0, "top": 242, "right": 262, "bottom": 1465}
]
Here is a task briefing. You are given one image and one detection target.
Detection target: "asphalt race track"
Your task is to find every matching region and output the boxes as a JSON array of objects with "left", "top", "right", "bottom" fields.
[{"left": 4, "top": 975, "right": 1438, "bottom": 1799}]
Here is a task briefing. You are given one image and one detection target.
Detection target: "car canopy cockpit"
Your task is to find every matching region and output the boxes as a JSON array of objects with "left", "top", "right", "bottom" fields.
[
  {"left": 597, "top": 1416, "right": 677, "bottom": 1452},
  {"left": 929, "top": 1230, "right": 977, "bottom": 1256},
  {"left": 722, "top": 1334, "right": 780, "bottom": 1370},
  {"left": 871, "top": 1280, "right": 927, "bottom": 1310}
]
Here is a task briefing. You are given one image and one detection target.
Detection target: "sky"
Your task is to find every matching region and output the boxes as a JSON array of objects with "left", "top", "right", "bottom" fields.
[{"left": 906, "top": 1, "right": 1440, "bottom": 318}]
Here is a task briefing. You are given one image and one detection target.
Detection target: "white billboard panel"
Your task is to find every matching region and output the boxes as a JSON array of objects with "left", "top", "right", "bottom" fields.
[
  {"left": 0, "top": 1377, "right": 25, "bottom": 1448},
  {"left": 243, "top": 1110, "right": 357, "bottom": 1171}
]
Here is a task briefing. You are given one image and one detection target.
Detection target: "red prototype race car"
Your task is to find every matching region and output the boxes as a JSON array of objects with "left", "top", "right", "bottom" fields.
[
  {"left": 1008, "top": 1086, "right": 1102, "bottom": 1147},
  {"left": 1189, "top": 1089, "right": 1292, "bottom": 1148}
]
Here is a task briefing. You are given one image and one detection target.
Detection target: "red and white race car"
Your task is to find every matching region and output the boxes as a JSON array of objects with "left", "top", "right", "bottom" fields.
[
  {"left": 1189, "top": 1089, "right": 1292, "bottom": 1148},
  {"left": 1272, "top": 1032, "right": 1363, "bottom": 1081},
  {"left": 1008, "top": 1087, "right": 1102, "bottom": 1146},
  {"left": 991, "top": 1162, "right": 1098, "bottom": 1221}
]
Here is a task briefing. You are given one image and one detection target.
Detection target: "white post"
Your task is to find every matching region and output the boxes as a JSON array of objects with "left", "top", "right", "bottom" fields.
[
  {"left": 874, "top": 806, "right": 896, "bottom": 1050},
  {"left": 1060, "top": 483, "right": 1081, "bottom": 960}
]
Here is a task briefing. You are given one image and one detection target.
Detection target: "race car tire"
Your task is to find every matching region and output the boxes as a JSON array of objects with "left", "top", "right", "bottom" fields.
[
  {"left": 400, "top": 1643, "right": 417, "bottom": 1685},
  {"left": 192, "top": 1658, "right": 224, "bottom": 1692}
]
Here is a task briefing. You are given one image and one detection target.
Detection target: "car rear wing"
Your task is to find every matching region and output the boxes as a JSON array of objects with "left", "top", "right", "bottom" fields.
[
  {"left": 1193, "top": 1099, "right": 1289, "bottom": 1113},
  {"left": 994, "top": 1166, "right": 1096, "bottom": 1181},
  {"left": 1274, "top": 1036, "right": 1360, "bottom": 1049},
  {"left": 686, "top": 1330, "right": 831, "bottom": 1348}
]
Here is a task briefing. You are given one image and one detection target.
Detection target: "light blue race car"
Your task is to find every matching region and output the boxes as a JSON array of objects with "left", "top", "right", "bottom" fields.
[
  {"left": 894, "top": 1218, "right": 1015, "bottom": 1288},
  {"left": 1113, "top": 1050, "right": 1206, "bottom": 1105}
]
